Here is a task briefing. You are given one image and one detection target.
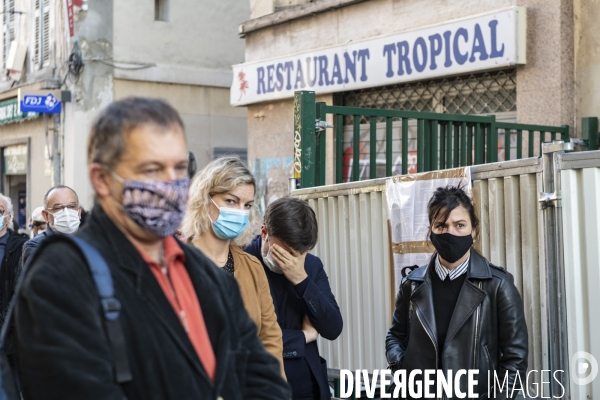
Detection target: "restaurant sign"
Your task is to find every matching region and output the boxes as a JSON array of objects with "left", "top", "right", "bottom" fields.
[{"left": 231, "top": 6, "right": 526, "bottom": 106}]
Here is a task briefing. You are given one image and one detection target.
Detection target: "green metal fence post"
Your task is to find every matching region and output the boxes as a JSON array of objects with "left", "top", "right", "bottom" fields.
[
  {"left": 336, "top": 115, "right": 344, "bottom": 184},
  {"left": 488, "top": 116, "right": 498, "bottom": 163},
  {"left": 440, "top": 122, "right": 447, "bottom": 170},
  {"left": 445, "top": 122, "right": 452, "bottom": 169},
  {"left": 369, "top": 116, "right": 377, "bottom": 179},
  {"left": 386, "top": 117, "right": 393, "bottom": 176},
  {"left": 467, "top": 124, "right": 474, "bottom": 166},
  {"left": 505, "top": 129, "right": 511, "bottom": 161},
  {"left": 517, "top": 129, "right": 522, "bottom": 159},
  {"left": 430, "top": 120, "right": 438, "bottom": 171},
  {"left": 581, "top": 118, "right": 598, "bottom": 150},
  {"left": 453, "top": 123, "right": 460, "bottom": 168},
  {"left": 417, "top": 119, "right": 425, "bottom": 172},
  {"left": 474, "top": 123, "right": 484, "bottom": 165},
  {"left": 402, "top": 118, "right": 409, "bottom": 175},
  {"left": 353, "top": 116, "right": 360, "bottom": 182},
  {"left": 294, "top": 91, "right": 316, "bottom": 188},
  {"left": 460, "top": 122, "right": 467, "bottom": 167},
  {"left": 316, "top": 102, "right": 327, "bottom": 186},
  {"left": 528, "top": 130, "right": 534, "bottom": 158}
]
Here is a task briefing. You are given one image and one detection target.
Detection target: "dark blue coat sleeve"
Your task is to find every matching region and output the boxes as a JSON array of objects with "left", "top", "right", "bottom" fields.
[
  {"left": 281, "top": 329, "right": 306, "bottom": 359},
  {"left": 297, "top": 257, "right": 343, "bottom": 341},
  {"left": 21, "top": 239, "right": 38, "bottom": 269}
]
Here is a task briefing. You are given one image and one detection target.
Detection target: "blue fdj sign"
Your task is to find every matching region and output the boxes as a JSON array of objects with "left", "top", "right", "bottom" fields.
[{"left": 20, "top": 93, "right": 62, "bottom": 114}]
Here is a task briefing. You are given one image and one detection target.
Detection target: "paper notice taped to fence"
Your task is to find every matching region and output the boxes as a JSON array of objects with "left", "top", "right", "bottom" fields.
[{"left": 385, "top": 167, "right": 472, "bottom": 292}]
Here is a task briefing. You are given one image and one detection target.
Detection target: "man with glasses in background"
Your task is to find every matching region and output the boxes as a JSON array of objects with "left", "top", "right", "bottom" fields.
[
  {"left": 0, "top": 193, "right": 30, "bottom": 364},
  {"left": 21, "top": 185, "right": 81, "bottom": 268}
]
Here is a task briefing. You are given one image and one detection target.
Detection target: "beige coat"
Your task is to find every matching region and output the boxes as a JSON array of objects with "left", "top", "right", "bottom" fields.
[{"left": 230, "top": 245, "right": 285, "bottom": 377}]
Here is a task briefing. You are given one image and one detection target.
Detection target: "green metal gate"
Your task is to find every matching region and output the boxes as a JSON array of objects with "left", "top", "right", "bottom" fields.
[{"left": 293, "top": 90, "right": 574, "bottom": 188}]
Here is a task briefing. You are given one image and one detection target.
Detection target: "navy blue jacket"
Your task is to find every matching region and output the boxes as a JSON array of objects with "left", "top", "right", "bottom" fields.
[
  {"left": 245, "top": 235, "right": 343, "bottom": 400},
  {"left": 21, "top": 226, "right": 55, "bottom": 268}
]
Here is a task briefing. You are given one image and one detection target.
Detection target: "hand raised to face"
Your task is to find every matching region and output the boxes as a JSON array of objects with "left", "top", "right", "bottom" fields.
[{"left": 269, "top": 243, "right": 308, "bottom": 285}]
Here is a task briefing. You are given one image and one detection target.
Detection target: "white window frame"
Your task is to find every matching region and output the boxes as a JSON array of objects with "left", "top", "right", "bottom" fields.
[
  {"left": 31, "top": 0, "right": 51, "bottom": 71},
  {"left": 1, "top": 0, "right": 16, "bottom": 74}
]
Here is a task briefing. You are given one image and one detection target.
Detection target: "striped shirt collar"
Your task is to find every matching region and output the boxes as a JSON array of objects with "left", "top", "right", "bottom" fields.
[{"left": 435, "top": 254, "right": 470, "bottom": 281}]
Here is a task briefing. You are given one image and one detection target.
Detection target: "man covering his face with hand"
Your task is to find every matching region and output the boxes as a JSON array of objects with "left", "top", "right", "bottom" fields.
[
  {"left": 245, "top": 196, "right": 343, "bottom": 400},
  {"left": 21, "top": 185, "right": 81, "bottom": 268}
]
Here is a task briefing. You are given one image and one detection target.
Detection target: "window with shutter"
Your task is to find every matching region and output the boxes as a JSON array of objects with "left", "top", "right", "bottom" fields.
[
  {"left": 33, "top": 0, "right": 40, "bottom": 69},
  {"left": 2, "top": 0, "right": 16, "bottom": 72},
  {"left": 42, "top": 0, "right": 49, "bottom": 66},
  {"left": 32, "top": 0, "right": 50, "bottom": 70}
]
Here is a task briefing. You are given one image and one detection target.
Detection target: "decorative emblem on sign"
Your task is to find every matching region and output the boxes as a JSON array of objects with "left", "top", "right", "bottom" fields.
[
  {"left": 45, "top": 94, "right": 59, "bottom": 109},
  {"left": 238, "top": 70, "right": 249, "bottom": 101}
]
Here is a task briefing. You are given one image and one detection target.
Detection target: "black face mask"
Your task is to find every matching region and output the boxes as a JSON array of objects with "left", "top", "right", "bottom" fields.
[{"left": 430, "top": 232, "right": 473, "bottom": 263}]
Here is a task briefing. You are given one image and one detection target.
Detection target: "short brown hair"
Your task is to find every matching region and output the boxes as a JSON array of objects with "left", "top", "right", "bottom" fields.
[
  {"left": 87, "top": 97, "right": 184, "bottom": 170},
  {"left": 264, "top": 197, "right": 318, "bottom": 253}
]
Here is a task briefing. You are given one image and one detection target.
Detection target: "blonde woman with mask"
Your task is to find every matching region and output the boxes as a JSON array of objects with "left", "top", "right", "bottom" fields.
[{"left": 182, "top": 157, "right": 285, "bottom": 377}]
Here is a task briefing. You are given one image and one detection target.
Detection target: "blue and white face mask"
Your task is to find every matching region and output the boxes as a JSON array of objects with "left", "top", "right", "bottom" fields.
[{"left": 209, "top": 197, "right": 250, "bottom": 240}]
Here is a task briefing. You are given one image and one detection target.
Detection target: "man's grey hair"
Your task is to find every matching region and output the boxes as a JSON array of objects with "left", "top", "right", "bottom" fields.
[{"left": 0, "top": 193, "right": 13, "bottom": 218}]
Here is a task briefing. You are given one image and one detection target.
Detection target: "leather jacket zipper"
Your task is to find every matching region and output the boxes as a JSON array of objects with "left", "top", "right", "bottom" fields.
[
  {"left": 415, "top": 304, "right": 440, "bottom": 399},
  {"left": 473, "top": 281, "right": 482, "bottom": 366},
  {"left": 473, "top": 281, "right": 482, "bottom": 368}
]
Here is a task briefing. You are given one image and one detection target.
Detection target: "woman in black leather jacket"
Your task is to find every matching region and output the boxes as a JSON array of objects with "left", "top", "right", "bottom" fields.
[{"left": 385, "top": 185, "right": 528, "bottom": 399}]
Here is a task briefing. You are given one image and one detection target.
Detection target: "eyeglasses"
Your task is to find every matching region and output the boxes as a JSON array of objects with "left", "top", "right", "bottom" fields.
[
  {"left": 47, "top": 203, "right": 78, "bottom": 213},
  {"left": 0, "top": 209, "right": 5, "bottom": 216}
]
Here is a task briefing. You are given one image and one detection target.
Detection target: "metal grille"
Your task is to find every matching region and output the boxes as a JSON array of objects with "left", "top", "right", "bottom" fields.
[{"left": 342, "top": 69, "right": 516, "bottom": 123}]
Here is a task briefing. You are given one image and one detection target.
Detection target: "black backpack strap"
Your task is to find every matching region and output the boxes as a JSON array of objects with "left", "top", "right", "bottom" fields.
[
  {"left": 0, "top": 235, "right": 132, "bottom": 384},
  {"left": 69, "top": 237, "right": 132, "bottom": 383}
]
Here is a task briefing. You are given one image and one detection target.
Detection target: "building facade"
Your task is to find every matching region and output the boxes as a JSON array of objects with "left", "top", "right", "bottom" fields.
[
  {"left": 234, "top": 0, "right": 585, "bottom": 205},
  {"left": 0, "top": 0, "right": 249, "bottom": 224}
]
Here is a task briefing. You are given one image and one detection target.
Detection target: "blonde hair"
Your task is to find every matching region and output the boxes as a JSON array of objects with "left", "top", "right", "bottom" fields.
[{"left": 182, "top": 156, "right": 259, "bottom": 247}]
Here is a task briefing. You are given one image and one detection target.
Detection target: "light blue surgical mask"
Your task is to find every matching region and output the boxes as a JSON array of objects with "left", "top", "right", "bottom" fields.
[
  {"left": 0, "top": 215, "right": 4, "bottom": 231},
  {"left": 209, "top": 197, "right": 250, "bottom": 240}
]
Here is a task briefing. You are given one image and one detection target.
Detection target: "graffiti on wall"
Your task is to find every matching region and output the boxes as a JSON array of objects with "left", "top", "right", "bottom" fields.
[{"left": 252, "top": 157, "right": 294, "bottom": 215}]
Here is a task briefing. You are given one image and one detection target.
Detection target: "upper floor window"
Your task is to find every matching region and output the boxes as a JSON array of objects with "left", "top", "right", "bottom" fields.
[
  {"left": 32, "top": 0, "right": 51, "bottom": 70},
  {"left": 2, "top": 0, "right": 16, "bottom": 73}
]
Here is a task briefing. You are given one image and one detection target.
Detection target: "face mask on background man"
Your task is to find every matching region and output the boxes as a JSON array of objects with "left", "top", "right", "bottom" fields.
[
  {"left": 261, "top": 235, "right": 283, "bottom": 274},
  {"left": 51, "top": 207, "right": 80, "bottom": 234}
]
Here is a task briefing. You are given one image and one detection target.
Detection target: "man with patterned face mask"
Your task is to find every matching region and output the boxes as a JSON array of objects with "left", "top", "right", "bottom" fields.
[
  {"left": 13, "top": 97, "right": 290, "bottom": 400},
  {"left": 21, "top": 185, "right": 81, "bottom": 268}
]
